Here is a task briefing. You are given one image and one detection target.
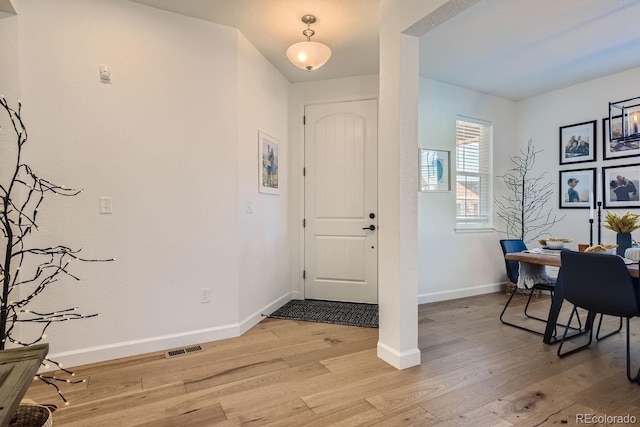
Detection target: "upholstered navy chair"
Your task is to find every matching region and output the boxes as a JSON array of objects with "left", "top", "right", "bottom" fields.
[
  {"left": 558, "top": 249, "right": 640, "bottom": 382},
  {"left": 499, "top": 239, "right": 559, "bottom": 335}
]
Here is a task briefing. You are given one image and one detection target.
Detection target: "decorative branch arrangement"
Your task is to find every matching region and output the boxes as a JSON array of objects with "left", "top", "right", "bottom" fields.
[
  {"left": 495, "top": 139, "right": 565, "bottom": 243},
  {"left": 0, "top": 96, "right": 112, "bottom": 404}
]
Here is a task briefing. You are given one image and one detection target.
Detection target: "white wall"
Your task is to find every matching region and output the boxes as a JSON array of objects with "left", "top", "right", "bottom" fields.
[
  {"left": 236, "top": 32, "right": 291, "bottom": 326},
  {"left": 0, "top": 11, "right": 17, "bottom": 99},
  {"left": 0, "top": 0, "right": 290, "bottom": 368},
  {"left": 0, "top": 11, "right": 19, "bottom": 202},
  {"left": 418, "top": 77, "right": 517, "bottom": 302},
  {"left": 516, "top": 66, "right": 640, "bottom": 248}
]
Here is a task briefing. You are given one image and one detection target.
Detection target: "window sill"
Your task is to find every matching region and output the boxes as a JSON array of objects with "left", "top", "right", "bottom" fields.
[{"left": 454, "top": 225, "right": 495, "bottom": 234}]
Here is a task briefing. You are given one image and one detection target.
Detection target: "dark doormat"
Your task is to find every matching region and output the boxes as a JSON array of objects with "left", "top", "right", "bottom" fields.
[{"left": 268, "top": 299, "right": 378, "bottom": 328}]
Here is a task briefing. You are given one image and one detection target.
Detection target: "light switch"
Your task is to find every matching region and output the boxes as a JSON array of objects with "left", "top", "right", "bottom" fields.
[
  {"left": 246, "top": 200, "right": 254, "bottom": 214},
  {"left": 99, "top": 197, "right": 112, "bottom": 214}
]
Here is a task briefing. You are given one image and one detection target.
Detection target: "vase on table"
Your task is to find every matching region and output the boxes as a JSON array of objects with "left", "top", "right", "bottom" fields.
[{"left": 616, "top": 232, "right": 632, "bottom": 257}]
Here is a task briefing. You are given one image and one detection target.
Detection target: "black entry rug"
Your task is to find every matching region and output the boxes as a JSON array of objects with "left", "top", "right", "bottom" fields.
[{"left": 269, "top": 299, "right": 378, "bottom": 328}]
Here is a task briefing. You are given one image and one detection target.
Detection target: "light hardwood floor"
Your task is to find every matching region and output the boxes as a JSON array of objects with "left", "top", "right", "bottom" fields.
[{"left": 23, "top": 292, "right": 640, "bottom": 426}]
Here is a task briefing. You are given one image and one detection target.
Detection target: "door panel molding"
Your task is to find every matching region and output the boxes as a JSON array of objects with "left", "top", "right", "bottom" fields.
[{"left": 303, "top": 99, "right": 378, "bottom": 303}]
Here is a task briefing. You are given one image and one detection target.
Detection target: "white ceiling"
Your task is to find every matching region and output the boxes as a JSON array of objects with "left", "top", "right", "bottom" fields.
[
  {"left": 130, "top": 0, "right": 380, "bottom": 84},
  {"left": 127, "top": 0, "right": 640, "bottom": 100},
  {"left": 419, "top": 0, "right": 640, "bottom": 100}
]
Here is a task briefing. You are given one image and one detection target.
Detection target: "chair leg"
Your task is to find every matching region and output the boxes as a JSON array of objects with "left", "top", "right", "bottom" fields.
[
  {"left": 625, "top": 317, "right": 640, "bottom": 383},
  {"left": 524, "top": 289, "right": 547, "bottom": 322},
  {"left": 523, "top": 289, "right": 582, "bottom": 331},
  {"left": 500, "top": 286, "right": 545, "bottom": 336},
  {"left": 499, "top": 287, "right": 518, "bottom": 323},
  {"left": 558, "top": 308, "right": 593, "bottom": 358},
  {"left": 596, "top": 314, "right": 623, "bottom": 341}
]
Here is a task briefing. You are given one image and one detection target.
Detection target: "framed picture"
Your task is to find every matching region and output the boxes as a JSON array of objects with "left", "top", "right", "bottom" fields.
[
  {"left": 602, "top": 163, "right": 640, "bottom": 208},
  {"left": 559, "top": 168, "right": 596, "bottom": 209},
  {"left": 258, "top": 130, "right": 279, "bottom": 195},
  {"left": 559, "top": 120, "right": 596, "bottom": 164},
  {"left": 419, "top": 148, "right": 450, "bottom": 192},
  {"left": 603, "top": 115, "right": 640, "bottom": 160}
]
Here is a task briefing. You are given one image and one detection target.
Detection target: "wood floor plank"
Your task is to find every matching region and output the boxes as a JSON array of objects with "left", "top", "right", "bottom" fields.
[
  {"left": 181, "top": 361, "right": 331, "bottom": 405},
  {"left": 508, "top": 400, "right": 590, "bottom": 427},
  {"left": 436, "top": 407, "right": 512, "bottom": 426},
  {"left": 183, "top": 357, "right": 291, "bottom": 393},
  {"left": 223, "top": 397, "right": 315, "bottom": 425},
  {"left": 20, "top": 292, "right": 640, "bottom": 425},
  {"left": 365, "top": 342, "right": 557, "bottom": 416},
  {"left": 282, "top": 335, "right": 379, "bottom": 367},
  {"left": 482, "top": 353, "right": 632, "bottom": 424},
  {"left": 319, "top": 348, "right": 396, "bottom": 374},
  {"left": 365, "top": 405, "right": 439, "bottom": 426},
  {"left": 143, "top": 338, "right": 331, "bottom": 389},
  {"left": 420, "top": 343, "right": 616, "bottom": 421},
  {"left": 48, "top": 383, "right": 188, "bottom": 425},
  {"left": 134, "top": 405, "right": 228, "bottom": 427},
  {"left": 58, "top": 388, "right": 227, "bottom": 427},
  {"left": 302, "top": 399, "right": 384, "bottom": 426}
]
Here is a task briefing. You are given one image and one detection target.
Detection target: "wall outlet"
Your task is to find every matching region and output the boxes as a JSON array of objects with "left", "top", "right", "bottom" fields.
[{"left": 200, "top": 288, "right": 211, "bottom": 304}]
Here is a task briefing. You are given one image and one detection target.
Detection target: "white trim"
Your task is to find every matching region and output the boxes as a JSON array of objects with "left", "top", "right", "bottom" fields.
[
  {"left": 376, "top": 341, "right": 421, "bottom": 369},
  {"left": 455, "top": 116, "right": 493, "bottom": 227},
  {"left": 298, "top": 102, "right": 306, "bottom": 300},
  {"left": 454, "top": 226, "right": 495, "bottom": 233},
  {"left": 418, "top": 282, "right": 503, "bottom": 304},
  {"left": 45, "top": 292, "right": 296, "bottom": 371}
]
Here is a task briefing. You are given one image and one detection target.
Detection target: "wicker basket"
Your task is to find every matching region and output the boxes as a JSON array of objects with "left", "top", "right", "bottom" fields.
[
  {"left": 505, "top": 281, "right": 541, "bottom": 298},
  {"left": 8, "top": 404, "right": 52, "bottom": 427}
]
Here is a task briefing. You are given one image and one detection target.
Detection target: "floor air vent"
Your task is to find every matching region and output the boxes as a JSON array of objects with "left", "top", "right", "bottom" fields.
[{"left": 165, "top": 344, "right": 204, "bottom": 358}]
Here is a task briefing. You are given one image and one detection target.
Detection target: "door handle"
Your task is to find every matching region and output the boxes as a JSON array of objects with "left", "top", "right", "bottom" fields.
[{"left": 363, "top": 225, "right": 376, "bottom": 231}]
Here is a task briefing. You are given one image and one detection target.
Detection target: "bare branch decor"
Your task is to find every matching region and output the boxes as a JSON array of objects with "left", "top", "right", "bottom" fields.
[
  {"left": 495, "top": 140, "right": 565, "bottom": 243},
  {"left": 0, "top": 96, "right": 112, "bottom": 404}
]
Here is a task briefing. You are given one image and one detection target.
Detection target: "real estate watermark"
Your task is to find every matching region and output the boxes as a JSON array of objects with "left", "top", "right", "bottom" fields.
[{"left": 576, "top": 414, "right": 637, "bottom": 424}]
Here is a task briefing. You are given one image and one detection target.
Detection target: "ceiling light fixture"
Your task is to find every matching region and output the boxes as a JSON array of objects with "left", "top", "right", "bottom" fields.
[{"left": 286, "top": 15, "right": 332, "bottom": 71}]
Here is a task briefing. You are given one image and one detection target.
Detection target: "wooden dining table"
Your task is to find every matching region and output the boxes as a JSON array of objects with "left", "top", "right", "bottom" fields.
[{"left": 505, "top": 250, "right": 639, "bottom": 344}]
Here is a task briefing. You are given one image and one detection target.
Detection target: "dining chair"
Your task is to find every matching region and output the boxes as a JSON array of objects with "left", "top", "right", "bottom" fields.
[
  {"left": 557, "top": 249, "right": 640, "bottom": 382},
  {"left": 499, "top": 239, "right": 576, "bottom": 336}
]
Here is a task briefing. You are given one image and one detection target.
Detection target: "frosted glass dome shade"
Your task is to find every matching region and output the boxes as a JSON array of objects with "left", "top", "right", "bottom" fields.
[{"left": 286, "top": 41, "right": 332, "bottom": 71}]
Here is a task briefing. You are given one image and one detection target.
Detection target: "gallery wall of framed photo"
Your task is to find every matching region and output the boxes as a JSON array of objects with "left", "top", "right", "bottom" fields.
[{"left": 559, "top": 113, "right": 640, "bottom": 210}]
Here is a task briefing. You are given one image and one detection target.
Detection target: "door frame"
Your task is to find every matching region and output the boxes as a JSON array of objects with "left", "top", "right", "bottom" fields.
[{"left": 297, "top": 96, "right": 379, "bottom": 300}]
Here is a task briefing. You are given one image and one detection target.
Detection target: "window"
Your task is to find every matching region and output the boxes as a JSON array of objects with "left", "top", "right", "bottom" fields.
[{"left": 455, "top": 116, "right": 492, "bottom": 226}]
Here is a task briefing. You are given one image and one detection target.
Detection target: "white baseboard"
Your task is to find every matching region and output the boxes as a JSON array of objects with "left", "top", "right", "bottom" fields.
[
  {"left": 418, "top": 282, "right": 504, "bottom": 304},
  {"left": 239, "top": 292, "right": 296, "bottom": 335},
  {"left": 46, "top": 292, "right": 296, "bottom": 370},
  {"left": 376, "top": 341, "right": 421, "bottom": 369}
]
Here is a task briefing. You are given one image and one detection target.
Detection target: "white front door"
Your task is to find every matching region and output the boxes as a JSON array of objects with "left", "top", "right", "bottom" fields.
[{"left": 304, "top": 99, "right": 378, "bottom": 303}]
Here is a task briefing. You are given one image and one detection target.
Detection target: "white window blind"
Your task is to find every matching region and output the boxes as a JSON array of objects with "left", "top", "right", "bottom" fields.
[{"left": 456, "top": 116, "right": 492, "bottom": 224}]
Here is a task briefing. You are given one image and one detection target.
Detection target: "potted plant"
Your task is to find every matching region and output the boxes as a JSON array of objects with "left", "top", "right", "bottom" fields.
[{"left": 603, "top": 210, "right": 640, "bottom": 256}]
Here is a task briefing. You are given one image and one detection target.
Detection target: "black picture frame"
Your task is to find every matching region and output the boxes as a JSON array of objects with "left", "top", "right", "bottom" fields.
[
  {"left": 602, "top": 115, "right": 640, "bottom": 160},
  {"left": 602, "top": 163, "right": 640, "bottom": 208},
  {"left": 559, "top": 120, "right": 596, "bottom": 165},
  {"left": 559, "top": 168, "right": 596, "bottom": 209}
]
